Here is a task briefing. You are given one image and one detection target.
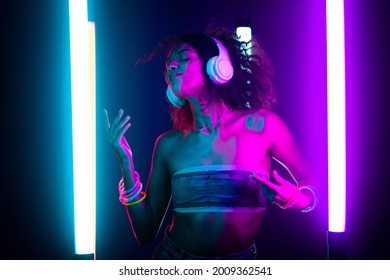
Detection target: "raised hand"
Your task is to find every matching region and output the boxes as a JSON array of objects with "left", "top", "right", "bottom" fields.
[
  {"left": 252, "top": 169, "right": 296, "bottom": 206},
  {"left": 103, "top": 108, "right": 133, "bottom": 161}
]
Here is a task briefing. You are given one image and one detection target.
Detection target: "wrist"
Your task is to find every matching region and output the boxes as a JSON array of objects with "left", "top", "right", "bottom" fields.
[
  {"left": 297, "top": 185, "right": 319, "bottom": 212},
  {"left": 276, "top": 185, "right": 319, "bottom": 212},
  {"left": 279, "top": 185, "right": 297, "bottom": 209},
  {"left": 119, "top": 154, "right": 134, "bottom": 172},
  {"left": 118, "top": 172, "right": 147, "bottom": 206},
  {"left": 117, "top": 151, "right": 133, "bottom": 163}
]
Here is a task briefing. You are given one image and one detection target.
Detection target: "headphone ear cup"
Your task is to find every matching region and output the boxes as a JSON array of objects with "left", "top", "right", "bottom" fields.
[
  {"left": 206, "top": 56, "right": 219, "bottom": 83},
  {"left": 206, "top": 56, "right": 234, "bottom": 85},
  {"left": 206, "top": 37, "right": 234, "bottom": 85},
  {"left": 166, "top": 86, "right": 186, "bottom": 107}
]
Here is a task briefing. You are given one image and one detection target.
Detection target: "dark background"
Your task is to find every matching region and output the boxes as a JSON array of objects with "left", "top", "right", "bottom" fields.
[{"left": 1, "top": 0, "right": 389, "bottom": 260}]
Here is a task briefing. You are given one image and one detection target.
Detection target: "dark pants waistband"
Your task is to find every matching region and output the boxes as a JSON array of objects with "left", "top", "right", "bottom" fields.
[{"left": 151, "top": 228, "right": 258, "bottom": 260}]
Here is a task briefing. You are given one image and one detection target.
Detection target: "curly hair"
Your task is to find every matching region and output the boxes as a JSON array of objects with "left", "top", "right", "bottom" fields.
[{"left": 136, "top": 27, "right": 277, "bottom": 131}]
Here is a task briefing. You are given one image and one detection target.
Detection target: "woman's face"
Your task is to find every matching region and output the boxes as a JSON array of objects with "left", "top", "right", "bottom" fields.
[{"left": 165, "top": 43, "right": 206, "bottom": 99}]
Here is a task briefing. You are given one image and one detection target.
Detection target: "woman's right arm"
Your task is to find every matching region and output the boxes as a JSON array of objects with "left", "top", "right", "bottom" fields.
[{"left": 103, "top": 109, "right": 172, "bottom": 244}]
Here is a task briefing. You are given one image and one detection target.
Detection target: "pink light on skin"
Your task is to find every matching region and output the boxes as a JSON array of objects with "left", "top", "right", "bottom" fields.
[
  {"left": 165, "top": 46, "right": 206, "bottom": 99},
  {"left": 326, "top": 0, "right": 346, "bottom": 233}
]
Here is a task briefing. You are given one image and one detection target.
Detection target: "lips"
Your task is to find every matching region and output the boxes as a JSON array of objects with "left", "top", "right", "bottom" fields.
[{"left": 169, "top": 73, "right": 182, "bottom": 82}]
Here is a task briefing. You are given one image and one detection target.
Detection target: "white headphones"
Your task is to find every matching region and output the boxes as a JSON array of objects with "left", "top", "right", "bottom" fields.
[{"left": 166, "top": 36, "right": 234, "bottom": 107}]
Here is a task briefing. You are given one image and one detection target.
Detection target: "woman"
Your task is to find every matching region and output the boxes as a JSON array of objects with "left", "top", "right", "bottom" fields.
[{"left": 103, "top": 28, "right": 319, "bottom": 259}]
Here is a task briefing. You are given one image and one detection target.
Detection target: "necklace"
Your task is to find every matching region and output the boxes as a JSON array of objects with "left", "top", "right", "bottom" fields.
[
  {"left": 196, "top": 117, "right": 221, "bottom": 133},
  {"left": 199, "top": 124, "right": 220, "bottom": 133}
]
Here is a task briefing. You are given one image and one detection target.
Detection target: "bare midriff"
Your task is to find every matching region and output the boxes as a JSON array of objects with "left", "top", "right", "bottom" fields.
[{"left": 167, "top": 210, "right": 265, "bottom": 256}]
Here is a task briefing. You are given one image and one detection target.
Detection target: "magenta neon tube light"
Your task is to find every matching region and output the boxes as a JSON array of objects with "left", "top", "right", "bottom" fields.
[{"left": 326, "top": 0, "right": 346, "bottom": 233}]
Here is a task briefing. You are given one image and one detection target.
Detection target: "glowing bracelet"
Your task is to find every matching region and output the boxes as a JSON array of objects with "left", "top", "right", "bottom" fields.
[
  {"left": 119, "top": 182, "right": 140, "bottom": 198},
  {"left": 279, "top": 185, "right": 297, "bottom": 209},
  {"left": 121, "top": 192, "right": 147, "bottom": 206},
  {"left": 298, "top": 185, "right": 320, "bottom": 212},
  {"left": 119, "top": 184, "right": 143, "bottom": 204},
  {"left": 118, "top": 172, "right": 139, "bottom": 190},
  {"left": 120, "top": 181, "right": 142, "bottom": 201},
  {"left": 118, "top": 173, "right": 142, "bottom": 199}
]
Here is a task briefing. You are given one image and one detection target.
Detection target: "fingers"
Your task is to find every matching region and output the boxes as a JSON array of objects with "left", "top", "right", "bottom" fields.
[
  {"left": 253, "top": 170, "right": 294, "bottom": 191},
  {"left": 114, "top": 114, "right": 131, "bottom": 141},
  {"left": 252, "top": 170, "right": 296, "bottom": 205},
  {"left": 252, "top": 173, "right": 280, "bottom": 203},
  {"left": 103, "top": 108, "right": 131, "bottom": 141},
  {"left": 272, "top": 170, "right": 292, "bottom": 187},
  {"left": 102, "top": 109, "right": 110, "bottom": 133},
  {"left": 118, "top": 115, "right": 131, "bottom": 130},
  {"left": 112, "top": 109, "right": 124, "bottom": 128},
  {"left": 118, "top": 122, "right": 131, "bottom": 139},
  {"left": 251, "top": 172, "right": 278, "bottom": 191}
]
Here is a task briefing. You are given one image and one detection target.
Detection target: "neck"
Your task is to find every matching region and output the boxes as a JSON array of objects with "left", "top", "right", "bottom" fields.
[{"left": 188, "top": 97, "right": 229, "bottom": 132}]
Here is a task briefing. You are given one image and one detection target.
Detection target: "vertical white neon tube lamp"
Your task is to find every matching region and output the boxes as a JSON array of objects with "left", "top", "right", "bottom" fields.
[
  {"left": 68, "top": 0, "right": 96, "bottom": 258},
  {"left": 236, "top": 26, "right": 252, "bottom": 54},
  {"left": 236, "top": 17, "right": 252, "bottom": 55},
  {"left": 326, "top": 0, "right": 347, "bottom": 258}
]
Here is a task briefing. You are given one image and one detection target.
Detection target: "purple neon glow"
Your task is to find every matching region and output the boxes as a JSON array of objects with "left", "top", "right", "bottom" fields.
[{"left": 326, "top": 0, "right": 346, "bottom": 232}]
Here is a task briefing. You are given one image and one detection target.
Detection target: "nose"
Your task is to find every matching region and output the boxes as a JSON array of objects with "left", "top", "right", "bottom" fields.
[{"left": 167, "top": 60, "right": 178, "bottom": 72}]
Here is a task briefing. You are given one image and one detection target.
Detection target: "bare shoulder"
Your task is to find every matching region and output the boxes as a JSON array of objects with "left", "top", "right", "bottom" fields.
[
  {"left": 150, "top": 130, "right": 184, "bottom": 172},
  {"left": 154, "top": 129, "right": 184, "bottom": 153},
  {"left": 244, "top": 109, "right": 284, "bottom": 133}
]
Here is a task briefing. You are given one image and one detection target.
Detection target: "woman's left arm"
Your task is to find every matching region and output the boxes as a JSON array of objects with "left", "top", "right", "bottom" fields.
[{"left": 253, "top": 111, "right": 319, "bottom": 212}]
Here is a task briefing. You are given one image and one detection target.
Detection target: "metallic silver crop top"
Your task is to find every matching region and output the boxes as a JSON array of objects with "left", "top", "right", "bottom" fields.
[{"left": 171, "top": 165, "right": 269, "bottom": 213}]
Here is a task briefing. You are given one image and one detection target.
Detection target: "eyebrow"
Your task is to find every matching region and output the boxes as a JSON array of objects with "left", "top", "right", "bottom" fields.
[{"left": 177, "top": 48, "right": 195, "bottom": 55}]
